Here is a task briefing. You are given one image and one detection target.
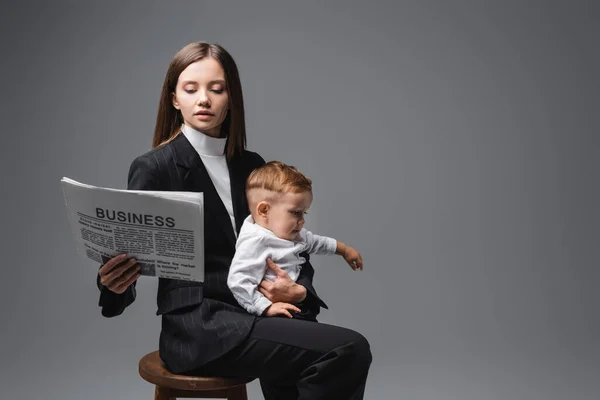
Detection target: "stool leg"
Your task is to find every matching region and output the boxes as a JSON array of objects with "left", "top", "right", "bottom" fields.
[
  {"left": 154, "top": 386, "right": 174, "bottom": 400},
  {"left": 227, "top": 384, "right": 248, "bottom": 400}
]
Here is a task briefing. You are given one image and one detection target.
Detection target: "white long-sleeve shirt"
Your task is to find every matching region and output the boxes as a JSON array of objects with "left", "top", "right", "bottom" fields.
[{"left": 227, "top": 215, "right": 337, "bottom": 315}]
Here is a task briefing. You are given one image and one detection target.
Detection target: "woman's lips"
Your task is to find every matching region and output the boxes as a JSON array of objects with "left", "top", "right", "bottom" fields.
[{"left": 195, "top": 113, "right": 213, "bottom": 121}]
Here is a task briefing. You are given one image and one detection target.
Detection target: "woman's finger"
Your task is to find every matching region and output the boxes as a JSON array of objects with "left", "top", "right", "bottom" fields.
[
  {"left": 114, "top": 262, "right": 141, "bottom": 286},
  {"left": 259, "top": 279, "right": 273, "bottom": 291},
  {"left": 266, "top": 258, "right": 287, "bottom": 278},
  {"left": 113, "top": 271, "right": 141, "bottom": 293},
  {"left": 102, "top": 258, "right": 138, "bottom": 286},
  {"left": 103, "top": 258, "right": 137, "bottom": 285},
  {"left": 258, "top": 286, "right": 272, "bottom": 300},
  {"left": 100, "top": 256, "right": 136, "bottom": 284},
  {"left": 98, "top": 253, "right": 128, "bottom": 276},
  {"left": 109, "top": 266, "right": 139, "bottom": 293},
  {"left": 280, "top": 309, "right": 293, "bottom": 318}
]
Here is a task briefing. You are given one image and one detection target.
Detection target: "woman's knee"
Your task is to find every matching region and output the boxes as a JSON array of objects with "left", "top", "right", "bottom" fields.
[
  {"left": 332, "top": 328, "right": 372, "bottom": 374},
  {"left": 351, "top": 332, "right": 373, "bottom": 371}
]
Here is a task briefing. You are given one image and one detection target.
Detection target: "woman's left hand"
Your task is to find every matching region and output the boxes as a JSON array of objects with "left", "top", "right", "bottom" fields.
[{"left": 258, "top": 258, "right": 307, "bottom": 304}]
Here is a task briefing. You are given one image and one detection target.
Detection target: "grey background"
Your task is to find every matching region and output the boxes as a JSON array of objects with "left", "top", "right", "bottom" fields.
[{"left": 1, "top": 1, "right": 598, "bottom": 399}]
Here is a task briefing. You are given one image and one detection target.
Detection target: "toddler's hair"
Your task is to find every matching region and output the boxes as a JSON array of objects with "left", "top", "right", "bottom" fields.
[{"left": 246, "top": 161, "right": 312, "bottom": 194}]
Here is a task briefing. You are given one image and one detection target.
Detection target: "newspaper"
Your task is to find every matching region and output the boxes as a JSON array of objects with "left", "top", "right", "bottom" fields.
[{"left": 61, "top": 177, "right": 204, "bottom": 282}]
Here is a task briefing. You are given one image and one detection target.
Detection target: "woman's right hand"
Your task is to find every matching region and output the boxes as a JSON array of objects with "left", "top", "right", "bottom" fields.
[
  {"left": 98, "top": 254, "right": 141, "bottom": 294},
  {"left": 258, "top": 258, "right": 307, "bottom": 304}
]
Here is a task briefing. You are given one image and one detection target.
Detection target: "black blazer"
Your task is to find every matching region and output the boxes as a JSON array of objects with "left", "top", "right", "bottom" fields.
[{"left": 97, "top": 133, "right": 326, "bottom": 370}]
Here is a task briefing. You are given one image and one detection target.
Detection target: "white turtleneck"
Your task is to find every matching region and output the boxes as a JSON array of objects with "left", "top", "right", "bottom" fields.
[{"left": 182, "top": 124, "right": 237, "bottom": 237}]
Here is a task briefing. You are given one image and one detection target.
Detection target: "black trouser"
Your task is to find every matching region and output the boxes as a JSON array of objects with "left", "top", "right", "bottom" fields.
[{"left": 192, "top": 316, "right": 372, "bottom": 399}]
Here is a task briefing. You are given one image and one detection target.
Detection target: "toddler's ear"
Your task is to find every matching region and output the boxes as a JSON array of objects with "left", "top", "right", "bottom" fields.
[{"left": 257, "top": 201, "right": 270, "bottom": 219}]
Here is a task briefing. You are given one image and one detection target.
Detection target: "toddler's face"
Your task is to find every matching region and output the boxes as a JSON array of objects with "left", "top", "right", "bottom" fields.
[{"left": 266, "top": 191, "right": 312, "bottom": 241}]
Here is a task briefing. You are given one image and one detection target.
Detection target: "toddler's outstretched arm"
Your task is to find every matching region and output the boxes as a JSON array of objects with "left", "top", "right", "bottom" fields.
[{"left": 335, "top": 241, "right": 364, "bottom": 271}]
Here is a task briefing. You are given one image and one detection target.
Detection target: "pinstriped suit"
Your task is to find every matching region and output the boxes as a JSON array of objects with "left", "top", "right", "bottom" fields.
[{"left": 97, "top": 133, "right": 327, "bottom": 373}]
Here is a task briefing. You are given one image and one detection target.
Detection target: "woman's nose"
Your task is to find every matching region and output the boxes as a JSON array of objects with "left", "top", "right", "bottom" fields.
[{"left": 196, "top": 90, "right": 210, "bottom": 106}]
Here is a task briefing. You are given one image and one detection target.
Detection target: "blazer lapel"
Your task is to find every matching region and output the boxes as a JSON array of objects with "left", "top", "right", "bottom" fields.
[{"left": 171, "top": 134, "right": 237, "bottom": 248}]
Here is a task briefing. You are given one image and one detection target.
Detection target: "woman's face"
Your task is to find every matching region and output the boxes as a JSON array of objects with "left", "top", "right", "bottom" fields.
[{"left": 172, "top": 58, "right": 229, "bottom": 138}]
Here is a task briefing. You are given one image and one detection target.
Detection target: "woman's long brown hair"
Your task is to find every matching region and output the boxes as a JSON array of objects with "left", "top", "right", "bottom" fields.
[{"left": 152, "top": 42, "right": 246, "bottom": 159}]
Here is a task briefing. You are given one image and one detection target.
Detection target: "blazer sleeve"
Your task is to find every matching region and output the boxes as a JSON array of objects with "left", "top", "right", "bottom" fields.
[
  {"left": 97, "top": 155, "right": 159, "bottom": 317},
  {"left": 296, "top": 253, "right": 329, "bottom": 310}
]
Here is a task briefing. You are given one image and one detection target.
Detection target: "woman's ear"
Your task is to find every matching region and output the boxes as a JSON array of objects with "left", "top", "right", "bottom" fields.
[
  {"left": 172, "top": 92, "right": 180, "bottom": 110},
  {"left": 257, "top": 201, "right": 270, "bottom": 220}
]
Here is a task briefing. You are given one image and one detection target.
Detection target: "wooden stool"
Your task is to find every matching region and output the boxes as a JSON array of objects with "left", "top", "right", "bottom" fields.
[{"left": 139, "top": 351, "right": 254, "bottom": 400}]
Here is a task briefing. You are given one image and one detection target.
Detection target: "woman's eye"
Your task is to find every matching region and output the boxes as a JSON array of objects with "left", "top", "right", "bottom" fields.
[
  {"left": 185, "top": 89, "right": 196, "bottom": 94},
  {"left": 211, "top": 89, "right": 224, "bottom": 94}
]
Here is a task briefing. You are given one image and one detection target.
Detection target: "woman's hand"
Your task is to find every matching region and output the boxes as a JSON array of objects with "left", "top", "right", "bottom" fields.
[
  {"left": 258, "top": 258, "right": 307, "bottom": 304},
  {"left": 263, "top": 302, "right": 301, "bottom": 318},
  {"left": 98, "top": 253, "right": 140, "bottom": 294}
]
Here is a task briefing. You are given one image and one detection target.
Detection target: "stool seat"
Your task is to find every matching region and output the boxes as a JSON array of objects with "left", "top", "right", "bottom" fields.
[{"left": 139, "top": 351, "right": 253, "bottom": 399}]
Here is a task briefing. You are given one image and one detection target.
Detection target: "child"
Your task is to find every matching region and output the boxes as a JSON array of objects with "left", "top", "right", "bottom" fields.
[{"left": 227, "top": 161, "right": 363, "bottom": 320}]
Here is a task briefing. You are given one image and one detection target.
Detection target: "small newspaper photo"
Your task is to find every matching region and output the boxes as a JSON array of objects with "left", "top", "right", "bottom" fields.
[{"left": 61, "top": 177, "right": 204, "bottom": 282}]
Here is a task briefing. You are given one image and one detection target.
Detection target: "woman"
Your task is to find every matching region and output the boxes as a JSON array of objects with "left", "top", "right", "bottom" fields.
[{"left": 97, "top": 41, "right": 372, "bottom": 399}]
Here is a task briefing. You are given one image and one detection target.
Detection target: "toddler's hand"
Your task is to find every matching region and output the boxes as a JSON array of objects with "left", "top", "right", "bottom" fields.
[
  {"left": 263, "top": 302, "right": 301, "bottom": 318},
  {"left": 343, "top": 246, "right": 363, "bottom": 271}
]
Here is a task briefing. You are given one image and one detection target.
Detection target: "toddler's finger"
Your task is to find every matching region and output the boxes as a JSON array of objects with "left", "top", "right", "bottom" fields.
[{"left": 282, "top": 303, "right": 301, "bottom": 313}]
